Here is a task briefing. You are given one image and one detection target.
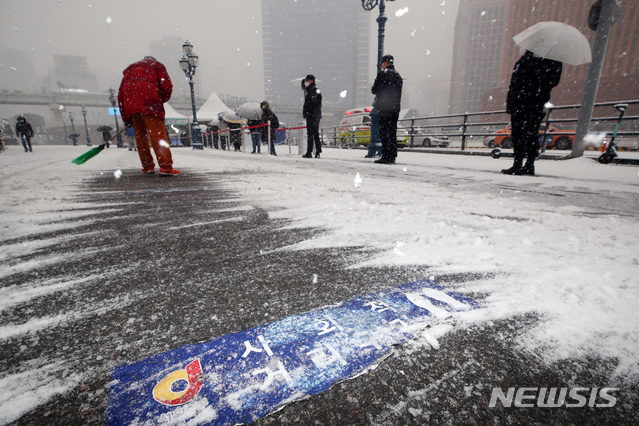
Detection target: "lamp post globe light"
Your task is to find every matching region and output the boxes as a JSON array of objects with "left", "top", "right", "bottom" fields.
[
  {"left": 361, "top": 0, "right": 396, "bottom": 73},
  {"left": 108, "top": 88, "right": 123, "bottom": 148},
  {"left": 81, "top": 106, "right": 91, "bottom": 146},
  {"left": 180, "top": 40, "right": 203, "bottom": 149}
]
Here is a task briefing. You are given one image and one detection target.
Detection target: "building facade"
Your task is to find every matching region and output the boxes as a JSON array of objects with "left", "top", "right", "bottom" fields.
[
  {"left": 261, "top": 0, "right": 371, "bottom": 116},
  {"left": 41, "top": 55, "right": 100, "bottom": 94},
  {"left": 449, "top": 0, "right": 511, "bottom": 115}
]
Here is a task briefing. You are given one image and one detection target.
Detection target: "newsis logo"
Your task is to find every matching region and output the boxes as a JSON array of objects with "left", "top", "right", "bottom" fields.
[
  {"left": 489, "top": 387, "right": 619, "bottom": 408},
  {"left": 153, "top": 359, "right": 204, "bottom": 406}
]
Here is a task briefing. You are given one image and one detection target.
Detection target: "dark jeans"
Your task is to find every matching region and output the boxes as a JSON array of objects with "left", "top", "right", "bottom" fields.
[
  {"left": 251, "top": 133, "right": 261, "bottom": 152},
  {"left": 20, "top": 135, "right": 32, "bottom": 152},
  {"left": 379, "top": 111, "right": 399, "bottom": 160},
  {"left": 511, "top": 108, "right": 545, "bottom": 165},
  {"left": 306, "top": 116, "right": 322, "bottom": 154},
  {"left": 366, "top": 108, "right": 382, "bottom": 157}
]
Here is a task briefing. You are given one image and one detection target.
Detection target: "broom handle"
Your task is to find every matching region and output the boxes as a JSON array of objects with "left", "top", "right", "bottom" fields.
[{"left": 105, "top": 124, "right": 131, "bottom": 148}]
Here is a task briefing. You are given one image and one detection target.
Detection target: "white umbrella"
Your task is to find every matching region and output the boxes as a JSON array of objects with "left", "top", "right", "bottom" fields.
[
  {"left": 290, "top": 77, "right": 322, "bottom": 86},
  {"left": 235, "top": 102, "right": 263, "bottom": 121},
  {"left": 513, "top": 21, "right": 592, "bottom": 66},
  {"left": 218, "top": 110, "right": 246, "bottom": 125}
]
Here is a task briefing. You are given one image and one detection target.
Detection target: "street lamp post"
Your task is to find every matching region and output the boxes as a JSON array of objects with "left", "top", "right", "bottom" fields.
[
  {"left": 108, "top": 88, "right": 123, "bottom": 148},
  {"left": 69, "top": 112, "right": 75, "bottom": 132},
  {"left": 62, "top": 115, "right": 69, "bottom": 145},
  {"left": 361, "top": 0, "right": 396, "bottom": 73},
  {"left": 68, "top": 112, "right": 79, "bottom": 146},
  {"left": 81, "top": 106, "right": 91, "bottom": 146},
  {"left": 179, "top": 40, "right": 203, "bottom": 150}
]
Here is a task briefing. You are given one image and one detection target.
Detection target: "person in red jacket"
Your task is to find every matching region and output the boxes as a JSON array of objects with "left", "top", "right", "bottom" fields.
[{"left": 118, "top": 56, "right": 180, "bottom": 176}]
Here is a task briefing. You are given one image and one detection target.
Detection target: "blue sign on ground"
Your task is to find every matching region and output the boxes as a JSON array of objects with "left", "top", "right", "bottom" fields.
[{"left": 106, "top": 279, "right": 480, "bottom": 426}]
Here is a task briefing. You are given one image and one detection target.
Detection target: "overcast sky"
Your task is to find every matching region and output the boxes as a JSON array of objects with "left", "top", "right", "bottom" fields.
[{"left": 0, "top": 0, "right": 460, "bottom": 114}]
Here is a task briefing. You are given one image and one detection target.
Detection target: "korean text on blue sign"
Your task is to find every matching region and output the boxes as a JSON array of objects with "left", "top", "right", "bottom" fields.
[{"left": 106, "top": 279, "right": 480, "bottom": 425}]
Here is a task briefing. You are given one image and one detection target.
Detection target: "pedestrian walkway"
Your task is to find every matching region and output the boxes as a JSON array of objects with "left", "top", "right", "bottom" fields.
[{"left": 0, "top": 146, "right": 637, "bottom": 425}]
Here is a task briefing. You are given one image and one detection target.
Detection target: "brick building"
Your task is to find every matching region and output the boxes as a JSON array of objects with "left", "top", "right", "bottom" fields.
[{"left": 483, "top": 0, "right": 639, "bottom": 119}]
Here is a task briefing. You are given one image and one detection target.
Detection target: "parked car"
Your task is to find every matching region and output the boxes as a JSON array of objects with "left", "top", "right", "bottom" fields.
[
  {"left": 407, "top": 128, "right": 450, "bottom": 147},
  {"left": 483, "top": 124, "right": 575, "bottom": 150},
  {"left": 338, "top": 107, "right": 409, "bottom": 147}
]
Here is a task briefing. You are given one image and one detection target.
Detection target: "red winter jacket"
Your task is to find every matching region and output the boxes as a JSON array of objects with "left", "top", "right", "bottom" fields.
[{"left": 118, "top": 57, "right": 172, "bottom": 123}]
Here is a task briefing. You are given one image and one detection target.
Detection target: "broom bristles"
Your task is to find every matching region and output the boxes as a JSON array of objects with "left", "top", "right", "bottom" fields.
[
  {"left": 71, "top": 144, "right": 105, "bottom": 165},
  {"left": 70, "top": 125, "right": 129, "bottom": 165}
]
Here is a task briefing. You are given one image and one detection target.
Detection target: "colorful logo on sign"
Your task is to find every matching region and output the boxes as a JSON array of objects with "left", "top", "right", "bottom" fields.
[
  {"left": 107, "top": 279, "right": 481, "bottom": 426},
  {"left": 152, "top": 359, "right": 204, "bottom": 406}
]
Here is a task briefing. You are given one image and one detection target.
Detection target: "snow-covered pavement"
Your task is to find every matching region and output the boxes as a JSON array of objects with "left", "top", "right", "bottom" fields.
[{"left": 1, "top": 144, "right": 638, "bottom": 425}]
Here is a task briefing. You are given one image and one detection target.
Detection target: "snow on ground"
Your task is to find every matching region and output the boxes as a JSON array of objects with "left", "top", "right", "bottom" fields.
[
  {"left": 219, "top": 146, "right": 639, "bottom": 378},
  {"left": 2, "top": 145, "right": 639, "bottom": 389}
]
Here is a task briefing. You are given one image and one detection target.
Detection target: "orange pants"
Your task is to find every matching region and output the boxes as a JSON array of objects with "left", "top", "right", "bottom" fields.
[{"left": 130, "top": 113, "right": 173, "bottom": 169}]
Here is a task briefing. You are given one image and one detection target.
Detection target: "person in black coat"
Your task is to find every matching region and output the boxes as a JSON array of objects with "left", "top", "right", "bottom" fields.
[
  {"left": 260, "top": 101, "right": 279, "bottom": 156},
  {"left": 100, "top": 128, "right": 112, "bottom": 148},
  {"left": 302, "top": 74, "right": 322, "bottom": 158},
  {"left": 371, "top": 55, "right": 403, "bottom": 164},
  {"left": 502, "top": 50, "right": 562, "bottom": 176},
  {"left": 15, "top": 116, "right": 34, "bottom": 153}
]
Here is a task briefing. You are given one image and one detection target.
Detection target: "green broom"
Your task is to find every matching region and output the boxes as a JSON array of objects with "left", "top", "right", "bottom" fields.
[{"left": 71, "top": 125, "right": 129, "bottom": 165}]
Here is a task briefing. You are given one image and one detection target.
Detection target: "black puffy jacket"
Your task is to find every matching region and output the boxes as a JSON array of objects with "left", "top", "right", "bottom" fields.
[
  {"left": 261, "top": 108, "right": 279, "bottom": 142},
  {"left": 371, "top": 65, "right": 403, "bottom": 114},
  {"left": 506, "top": 51, "right": 562, "bottom": 114},
  {"left": 303, "top": 83, "right": 322, "bottom": 119},
  {"left": 15, "top": 121, "right": 34, "bottom": 137}
]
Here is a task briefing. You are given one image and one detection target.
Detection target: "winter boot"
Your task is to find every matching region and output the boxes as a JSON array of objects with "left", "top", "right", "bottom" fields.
[
  {"left": 374, "top": 156, "right": 394, "bottom": 164},
  {"left": 159, "top": 167, "right": 181, "bottom": 176},
  {"left": 315, "top": 153, "right": 321, "bottom": 158},
  {"left": 501, "top": 158, "right": 523, "bottom": 175},
  {"left": 302, "top": 152, "right": 313, "bottom": 158},
  {"left": 515, "top": 163, "right": 535, "bottom": 176}
]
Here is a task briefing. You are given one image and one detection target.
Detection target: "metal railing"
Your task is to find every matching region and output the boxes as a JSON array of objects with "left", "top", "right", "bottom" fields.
[
  {"left": 319, "top": 126, "right": 410, "bottom": 149},
  {"left": 321, "top": 100, "right": 639, "bottom": 152}
]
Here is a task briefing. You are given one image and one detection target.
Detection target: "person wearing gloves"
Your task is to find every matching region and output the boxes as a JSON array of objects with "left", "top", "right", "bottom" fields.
[
  {"left": 502, "top": 50, "right": 562, "bottom": 176},
  {"left": 260, "top": 101, "right": 279, "bottom": 156},
  {"left": 301, "top": 75, "right": 322, "bottom": 158},
  {"left": 118, "top": 56, "right": 180, "bottom": 176},
  {"left": 15, "top": 116, "right": 34, "bottom": 153},
  {"left": 371, "top": 55, "right": 403, "bottom": 164}
]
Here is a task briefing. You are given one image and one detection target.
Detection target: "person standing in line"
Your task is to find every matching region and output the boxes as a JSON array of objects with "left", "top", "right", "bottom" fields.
[
  {"left": 301, "top": 75, "right": 322, "bottom": 158},
  {"left": 229, "top": 122, "right": 242, "bottom": 151},
  {"left": 502, "top": 49, "right": 562, "bottom": 176},
  {"left": 118, "top": 56, "right": 180, "bottom": 176},
  {"left": 371, "top": 55, "right": 402, "bottom": 164},
  {"left": 260, "top": 101, "right": 279, "bottom": 156},
  {"left": 248, "top": 118, "right": 262, "bottom": 154},
  {"left": 365, "top": 104, "right": 382, "bottom": 158},
  {"left": 100, "top": 127, "right": 112, "bottom": 148},
  {"left": 126, "top": 125, "right": 137, "bottom": 151},
  {"left": 15, "top": 116, "right": 34, "bottom": 153}
]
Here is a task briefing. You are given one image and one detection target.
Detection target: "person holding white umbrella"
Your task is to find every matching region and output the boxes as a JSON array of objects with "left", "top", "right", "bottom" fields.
[
  {"left": 501, "top": 21, "right": 591, "bottom": 176},
  {"left": 502, "top": 49, "right": 562, "bottom": 176}
]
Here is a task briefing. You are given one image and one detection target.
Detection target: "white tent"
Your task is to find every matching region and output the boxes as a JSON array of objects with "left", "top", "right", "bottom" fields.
[
  {"left": 163, "top": 103, "right": 188, "bottom": 125},
  {"left": 196, "top": 91, "right": 232, "bottom": 123}
]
